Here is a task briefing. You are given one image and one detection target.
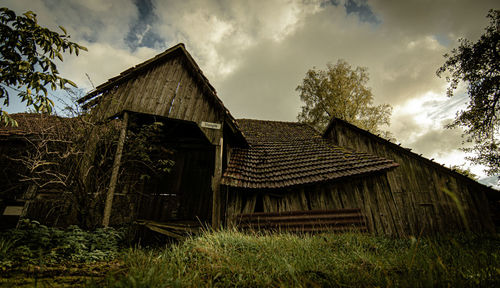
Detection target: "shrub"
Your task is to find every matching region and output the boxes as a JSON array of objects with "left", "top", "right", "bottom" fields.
[{"left": 0, "top": 219, "right": 125, "bottom": 267}]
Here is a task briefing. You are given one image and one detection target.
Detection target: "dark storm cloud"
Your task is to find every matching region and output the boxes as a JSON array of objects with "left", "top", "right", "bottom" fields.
[
  {"left": 407, "top": 125, "right": 466, "bottom": 157},
  {"left": 344, "top": 0, "right": 379, "bottom": 24},
  {"left": 125, "top": 0, "right": 165, "bottom": 50},
  {"left": 3, "top": 0, "right": 499, "bottom": 176}
]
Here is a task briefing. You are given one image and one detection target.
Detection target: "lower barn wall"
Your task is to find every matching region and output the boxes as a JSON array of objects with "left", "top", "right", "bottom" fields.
[
  {"left": 224, "top": 174, "right": 417, "bottom": 237},
  {"left": 225, "top": 169, "right": 492, "bottom": 236},
  {"left": 324, "top": 120, "right": 495, "bottom": 235}
]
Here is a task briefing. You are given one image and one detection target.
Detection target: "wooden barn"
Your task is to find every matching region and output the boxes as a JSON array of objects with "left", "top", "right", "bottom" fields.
[
  {"left": 323, "top": 118, "right": 498, "bottom": 235},
  {"left": 0, "top": 114, "right": 81, "bottom": 228},
  {"left": 2, "top": 43, "right": 497, "bottom": 237}
]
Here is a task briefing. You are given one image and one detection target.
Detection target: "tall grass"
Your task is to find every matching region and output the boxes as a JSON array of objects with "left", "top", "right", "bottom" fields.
[{"left": 100, "top": 229, "right": 500, "bottom": 287}]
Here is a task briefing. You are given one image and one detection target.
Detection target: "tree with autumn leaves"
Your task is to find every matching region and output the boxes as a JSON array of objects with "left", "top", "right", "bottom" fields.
[{"left": 297, "top": 59, "right": 392, "bottom": 138}]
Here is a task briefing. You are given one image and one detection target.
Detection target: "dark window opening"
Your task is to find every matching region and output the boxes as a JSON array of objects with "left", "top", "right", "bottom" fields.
[{"left": 254, "top": 194, "right": 264, "bottom": 213}]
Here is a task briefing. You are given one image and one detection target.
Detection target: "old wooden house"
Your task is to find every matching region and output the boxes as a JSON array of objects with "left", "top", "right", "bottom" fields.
[
  {"left": 323, "top": 118, "right": 498, "bottom": 235},
  {"left": 1, "top": 43, "right": 497, "bottom": 236},
  {"left": 0, "top": 113, "right": 80, "bottom": 228}
]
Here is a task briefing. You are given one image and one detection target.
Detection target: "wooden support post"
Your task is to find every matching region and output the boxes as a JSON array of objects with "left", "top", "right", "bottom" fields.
[
  {"left": 16, "top": 184, "right": 37, "bottom": 228},
  {"left": 211, "top": 136, "right": 223, "bottom": 229},
  {"left": 102, "top": 111, "right": 129, "bottom": 227}
]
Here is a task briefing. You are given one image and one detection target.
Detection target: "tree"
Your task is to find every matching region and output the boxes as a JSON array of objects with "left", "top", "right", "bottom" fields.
[
  {"left": 0, "top": 7, "right": 87, "bottom": 125},
  {"left": 449, "top": 165, "right": 478, "bottom": 180},
  {"left": 297, "top": 60, "right": 393, "bottom": 136},
  {"left": 437, "top": 9, "right": 499, "bottom": 175}
]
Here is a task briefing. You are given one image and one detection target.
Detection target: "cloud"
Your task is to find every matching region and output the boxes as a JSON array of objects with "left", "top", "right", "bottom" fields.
[
  {"left": 2, "top": 0, "right": 499, "bottom": 177},
  {"left": 58, "top": 43, "right": 157, "bottom": 91},
  {"left": 370, "top": 0, "right": 499, "bottom": 40},
  {"left": 152, "top": 0, "right": 323, "bottom": 80},
  {"left": 407, "top": 125, "right": 465, "bottom": 158}
]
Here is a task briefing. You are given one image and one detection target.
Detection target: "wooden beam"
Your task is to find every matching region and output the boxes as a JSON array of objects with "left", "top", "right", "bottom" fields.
[
  {"left": 102, "top": 111, "right": 129, "bottom": 227},
  {"left": 211, "top": 136, "right": 223, "bottom": 229}
]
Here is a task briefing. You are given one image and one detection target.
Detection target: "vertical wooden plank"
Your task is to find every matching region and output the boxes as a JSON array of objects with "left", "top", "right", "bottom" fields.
[
  {"left": 192, "top": 93, "right": 210, "bottom": 124},
  {"left": 363, "top": 178, "right": 382, "bottom": 234},
  {"left": 114, "top": 79, "right": 138, "bottom": 115},
  {"left": 17, "top": 184, "right": 38, "bottom": 227},
  {"left": 159, "top": 58, "right": 184, "bottom": 117},
  {"left": 299, "top": 188, "right": 310, "bottom": 210},
  {"left": 211, "top": 134, "right": 223, "bottom": 228},
  {"left": 102, "top": 112, "right": 129, "bottom": 227},
  {"left": 143, "top": 61, "right": 172, "bottom": 115},
  {"left": 225, "top": 189, "right": 241, "bottom": 227},
  {"left": 168, "top": 64, "right": 190, "bottom": 118},
  {"left": 242, "top": 194, "right": 257, "bottom": 214},
  {"left": 178, "top": 76, "right": 197, "bottom": 121},
  {"left": 183, "top": 83, "right": 203, "bottom": 122},
  {"left": 376, "top": 177, "right": 400, "bottom": 236},
  {"left": 327, "top": 184, "right": 344, "bottom": 209},
  {"left": 169, "top": 66, "right": 193, "bottom": 120},
  {"left": 133, "top": 68, "right": 158, "bottom": 114},
  {"left": 263, "top": 194, "right": 275, "bottom": 212},
  {"left": 355, "top": 180, "right": 376, "bottom": 234},
  {"left": 152, "top": 58, "right": 176, "bottom": 116}
]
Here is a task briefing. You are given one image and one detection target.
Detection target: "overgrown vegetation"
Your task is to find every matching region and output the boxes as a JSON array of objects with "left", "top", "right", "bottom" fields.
[
  {"left": 0, "top": 220, "right": 125, "bottom": 287},
  {"left": 108, "top": 230, "right": 498, "bottom": 287},
  {"left": 1, "top": 225, "right": 499, "bottom": 287},
  {"left": 4, "top": 113, "right": 176, "bottom": 229}
]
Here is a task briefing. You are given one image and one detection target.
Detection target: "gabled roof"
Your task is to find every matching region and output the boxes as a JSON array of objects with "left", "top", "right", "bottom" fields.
[
  {"left": 77, "top": 43, "right": 246, "bottom": 145},
  {"left": 323, "top": 117, "right": 499, "bottom": 194},
  {"left": 221, "top": 119, "right": 399, "bottom": 189},
  {"left": 0, "top": 113, "right": 76, "bottom": 140}
]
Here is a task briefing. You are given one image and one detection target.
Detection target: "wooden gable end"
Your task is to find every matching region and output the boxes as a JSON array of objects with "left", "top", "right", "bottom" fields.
[
  {"left": 323, "top": 118, "right": 496, "bottom": 235},
  {"left": 86, "top": 52, "right": 225, "bottom": 144}
]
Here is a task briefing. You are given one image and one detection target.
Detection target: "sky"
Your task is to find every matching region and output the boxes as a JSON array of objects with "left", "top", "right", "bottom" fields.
[{"left": 2, "top": 0, "right": 499, "bottom": 180}]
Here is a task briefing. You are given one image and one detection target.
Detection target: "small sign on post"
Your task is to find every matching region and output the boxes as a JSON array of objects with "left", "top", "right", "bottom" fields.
[{"left": 201, "top": 121, "right": 221, "bottom": 130}]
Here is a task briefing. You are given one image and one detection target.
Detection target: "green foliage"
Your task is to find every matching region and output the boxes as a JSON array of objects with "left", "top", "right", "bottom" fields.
[
  {"left": 0, "top": 7, "right": 87, "bottom": 125},
  {"left": 1, "top": 228, "right": 499, "bottom": 286},
  {"left": 123, "top": 121, "right": 175, "bottom": 181},
  {"left": 100, "top": 230, "right": 500, "bottom": 287},
  {"left": 297, "top": 59, "right": 393, "bottom": 137},
  {"left": 449, "top": 164, "right": 478, "bottom": 180},
  {"left": 437, "top": 9, "right": 500, "bottom": 175},
  {"left": 0, "top": 219, "right": 124, "bottom": 269}
]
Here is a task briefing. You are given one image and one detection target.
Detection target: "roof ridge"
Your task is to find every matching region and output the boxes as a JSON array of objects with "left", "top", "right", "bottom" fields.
[
  {"left": 74, "top": 43, "right": 247, "bottom": 146},
  {"left": 237, "top": 118, "right": 306, "bottom": 125},
  {"left": 323, "top": 117, "right": 498, "bottom": 192}
]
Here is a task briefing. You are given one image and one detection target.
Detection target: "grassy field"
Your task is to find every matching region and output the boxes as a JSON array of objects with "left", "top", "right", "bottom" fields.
[{"left": 1, "top": 223, "right": 499, "bottom": 287}]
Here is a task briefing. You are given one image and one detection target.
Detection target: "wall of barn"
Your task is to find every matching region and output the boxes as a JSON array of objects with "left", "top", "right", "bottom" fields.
[
  {"left": 224, "top": 173, "right": 414, "bottom": 237},
  {"left": 91, "top": 124, "right": 216, "bottom": 226},
  {"left": 324, "top": 121, "right": 495, "bottom": 235},
  {"left": 88, "top": 52, "right": 225, "bottom": 144},
  {"left": 1, "top": 138, "right": 83, "bottom": 228},
  {"left": 127, "top": 146, "right": 214, "bottom": 224}
]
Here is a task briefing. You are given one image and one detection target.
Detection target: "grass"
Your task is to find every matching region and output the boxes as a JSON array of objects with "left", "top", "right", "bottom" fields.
[
  {"left": 1, "top": 224, "right": 499, "bottom": 287},
  {"left": 100, "top": 229, "right": 500, "bottom": 287}
]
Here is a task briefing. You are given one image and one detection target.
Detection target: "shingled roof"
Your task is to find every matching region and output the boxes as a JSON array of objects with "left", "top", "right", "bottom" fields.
[
  {"left": 221, "top": 119, "right": 399, "bottom": 189},
  {"left": 0, "top": 113, "right": 77, "bottom": 139}
]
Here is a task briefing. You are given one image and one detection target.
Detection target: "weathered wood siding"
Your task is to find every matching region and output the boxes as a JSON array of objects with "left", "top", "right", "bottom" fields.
[
  {"left": 110, "top": 145, "right": 214, "bottom": 225},
  {"left": 324, "top": 120, "right": 495, "bottom": 235},
  {"left": 89, "top": 54, "right": 224, "bottom": 144},
  {"left": 224, "top": 173, "right": 410, "bottom": 236},
  {"left": 80, "top": 51, "right": 228, "bottom": 228}
]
